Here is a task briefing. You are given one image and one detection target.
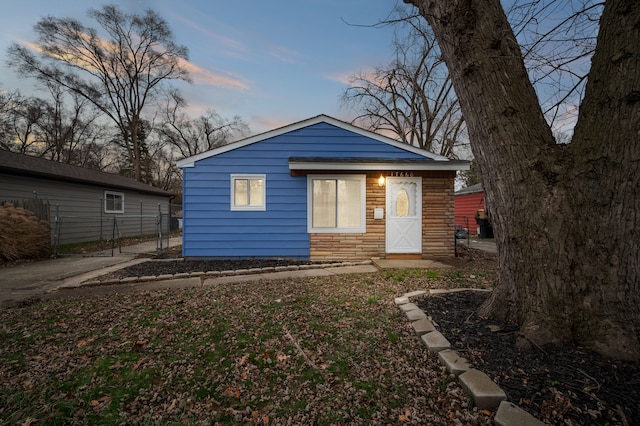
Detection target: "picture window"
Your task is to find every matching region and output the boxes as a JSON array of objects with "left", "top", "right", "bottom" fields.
[{"left": 308, "top": 175, "right": 366, "bottom": 233}]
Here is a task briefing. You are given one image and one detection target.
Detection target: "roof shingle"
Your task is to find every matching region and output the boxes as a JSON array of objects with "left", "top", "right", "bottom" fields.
[{"left": 0, "top": 150, "right": 173, "bottom": 197}]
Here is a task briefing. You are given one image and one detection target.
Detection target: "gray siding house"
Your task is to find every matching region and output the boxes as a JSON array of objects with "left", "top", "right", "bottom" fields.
[{"left": 0, "top": 150, "right": 174, "bottom": 248}]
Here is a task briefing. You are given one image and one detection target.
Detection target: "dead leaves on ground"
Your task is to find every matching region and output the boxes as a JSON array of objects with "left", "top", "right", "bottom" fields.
[
  {"left": 90, "top": 394, "right": 112, "bottom": 408},
  {"left": 1, "top": 272, "right": 496, "bottom": 424}
]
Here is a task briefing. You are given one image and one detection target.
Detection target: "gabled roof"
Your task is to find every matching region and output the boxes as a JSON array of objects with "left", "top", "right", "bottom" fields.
[
  {"left": 177, "top": 114, "right": 469, "bottom": 170},
  {"left": 0, "top": 150, "right": 173, "bottom": 197},
  {"left": 455, "top": 183, "right": 484, "bottom": 195}
]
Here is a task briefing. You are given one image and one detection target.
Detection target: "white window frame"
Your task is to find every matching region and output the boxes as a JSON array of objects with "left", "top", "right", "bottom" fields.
[
  {"left": 230, "top": 174, "right": 266, "bottom": 211},
  {"left": 104, "top": 190, "right": 124, "bottom": 214},
  {"left": 307, "top": 174, "right": 366, "bottom": 233}
]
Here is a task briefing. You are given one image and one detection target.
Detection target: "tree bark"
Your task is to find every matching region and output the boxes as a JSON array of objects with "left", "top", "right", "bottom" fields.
[{"left": 405, "top": 0, "right": 640, "bottom": 359}]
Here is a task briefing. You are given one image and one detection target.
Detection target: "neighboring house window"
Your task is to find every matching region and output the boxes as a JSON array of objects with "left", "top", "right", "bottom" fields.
[
  {"left": 231, "top": 174, "right": 266, "bottom": 211},
  {"left": 104, "top": 191, "right": 124, "bottom": 213},
  {"left": 308, "top": 174, "right": 366, "bottom": 233}
]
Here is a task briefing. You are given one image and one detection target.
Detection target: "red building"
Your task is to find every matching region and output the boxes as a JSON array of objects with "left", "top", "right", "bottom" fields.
[{"left": 454, "top": 183, "right": 485, "bottom": 235}]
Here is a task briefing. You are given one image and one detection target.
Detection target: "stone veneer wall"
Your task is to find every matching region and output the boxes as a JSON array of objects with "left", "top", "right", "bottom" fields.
[
  {"left": 309, "top": 171, "right": 455, "bottom": 261},
  {"left": 422, "top": 171, "right": 456, "bottom": 259}
]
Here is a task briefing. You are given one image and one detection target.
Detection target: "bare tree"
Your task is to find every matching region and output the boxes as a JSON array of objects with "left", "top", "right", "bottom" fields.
[
  {"left": 342, "top": 10, "right": 465, "bottom": 157},
  {"left": 0, "top": 89, "right": 20, "bottom": 146},
  {"left": 159, "top": 90, "right": 249, "bottom": 159},
  {"left": 0, "top": 93, "right": 44, "bottom": 155},
  {"left": 147, "top": 143, "right": 182, "bottom": 192},
  {"left": 36, "top": 82, "right": 105, "bottom": 165},
  {"left": 403, "top": 0, "right": 639, "bottom": 359},
  {"left": 7, "top": 5, "right": 190, "bottom": 182},
  {"left": 0, "top": 86, "right": 108, "bottom": 168}
]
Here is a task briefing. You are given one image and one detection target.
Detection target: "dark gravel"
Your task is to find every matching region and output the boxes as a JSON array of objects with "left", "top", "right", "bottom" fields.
[{"left": 418, "top": 291, "right": 640, "bottom": 425}]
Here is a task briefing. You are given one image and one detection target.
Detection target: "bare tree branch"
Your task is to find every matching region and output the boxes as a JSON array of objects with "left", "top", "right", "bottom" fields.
[
  {"left": 7, "top": 5, "right": 191, "bottom": 182},
  {"left": 341, "top": 8, "right": 465, "bottom": 157}
]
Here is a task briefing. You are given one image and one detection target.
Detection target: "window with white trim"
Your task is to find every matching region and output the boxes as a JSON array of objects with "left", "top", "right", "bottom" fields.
[
  {"left": 231, "top": 174, "right": 266, "bottom": 210},
  {"left": 308, "top": 174, "right": 366, "bottom": 233},
  {"left": 104, "top": 191, "right": 124, "bottom": 213}
]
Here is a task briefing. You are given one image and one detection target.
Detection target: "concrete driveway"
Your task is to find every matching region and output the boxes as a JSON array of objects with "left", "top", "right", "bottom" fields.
[{"left": 0, "top": 238, "right": 181, "bottom": 305}]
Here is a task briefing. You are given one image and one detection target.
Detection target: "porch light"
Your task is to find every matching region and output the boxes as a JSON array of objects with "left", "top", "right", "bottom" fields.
[{"left": 378, "top": 175, "right": 385, "bottom": 187}]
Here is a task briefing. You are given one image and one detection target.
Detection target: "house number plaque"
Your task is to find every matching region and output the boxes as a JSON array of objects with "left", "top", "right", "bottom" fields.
[{"left": 390, "top": 171, "right": 414, "bottom": 177}]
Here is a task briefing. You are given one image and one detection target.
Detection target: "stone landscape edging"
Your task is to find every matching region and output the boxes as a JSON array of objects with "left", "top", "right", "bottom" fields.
[
  {"left": 395, "top": 289, "right": 545, "bottom": 426},
  {"left": 78, "top": 260, "right": 374, "bottom": 287}
]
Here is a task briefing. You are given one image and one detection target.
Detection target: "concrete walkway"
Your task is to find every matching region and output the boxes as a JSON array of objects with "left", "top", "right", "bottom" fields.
[
  {"left": 372, "top": 258, "right": 452, "bottom": 270},
  {"left": 0, "top": 238, "right": 181, "bottom": 305},
  {"left": 1, "top": 238, "right": 465, "bottom": 306}
]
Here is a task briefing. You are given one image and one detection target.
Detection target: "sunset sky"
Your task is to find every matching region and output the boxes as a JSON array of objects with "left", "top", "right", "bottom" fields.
[{"left": 0, "top": 0, "right": 407, "bottom": 135}]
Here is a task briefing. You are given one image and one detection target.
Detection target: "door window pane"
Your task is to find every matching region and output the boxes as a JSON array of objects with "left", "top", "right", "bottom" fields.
[{"left": 396, "top": 189, "right": 409, "bottom": 217}]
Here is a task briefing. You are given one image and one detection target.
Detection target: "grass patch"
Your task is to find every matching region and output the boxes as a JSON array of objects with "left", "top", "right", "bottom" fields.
[
  {"left": 443, "top": 269, "right": 491, "bottom": 287},
  {"left": 383, "top": 268, "right": 441, "bottom": 282},
  {"left": 0, "top": 271, "right": 492, "bottom": 424},
  {"left": 366, "top": 294, "right": 382, "bottom": 304}
]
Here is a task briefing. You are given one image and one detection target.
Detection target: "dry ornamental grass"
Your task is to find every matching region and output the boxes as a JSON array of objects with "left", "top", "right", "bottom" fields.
[{"left": 0, "top": 202, "right": 51, "bottom": 262}]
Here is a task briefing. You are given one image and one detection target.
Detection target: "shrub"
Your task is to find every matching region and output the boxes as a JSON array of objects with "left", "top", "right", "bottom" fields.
[{"left": 0, "top": 202, "right": 51, "bottom": 261}]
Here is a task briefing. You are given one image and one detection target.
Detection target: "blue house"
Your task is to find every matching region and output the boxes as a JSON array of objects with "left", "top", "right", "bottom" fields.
[{"left": 177, "top": 115, "right": 469, "bottom": 261}]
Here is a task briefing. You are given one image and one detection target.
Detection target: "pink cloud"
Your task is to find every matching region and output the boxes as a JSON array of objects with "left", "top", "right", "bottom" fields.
[
  {"left": 179, "top": 59, "right": 250, "bottom": 91},
  {"left": 324, "top": 66, "right": 380, "bottom": 87},
  {"left": 20, "top": 37, "right": 250, "bottom": 91},
  {"left": 267, "top": 45, "right": 302, "bottom": 64}
]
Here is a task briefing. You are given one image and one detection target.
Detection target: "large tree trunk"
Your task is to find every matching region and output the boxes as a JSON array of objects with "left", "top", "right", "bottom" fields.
[{"left": 405, "top": 0, "right": 640, "bottom": 359}]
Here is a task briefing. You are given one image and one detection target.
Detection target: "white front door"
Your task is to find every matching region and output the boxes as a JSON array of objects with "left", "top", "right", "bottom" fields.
[{"left": 386, "top": 177, "right": 422, "bottom": 254}]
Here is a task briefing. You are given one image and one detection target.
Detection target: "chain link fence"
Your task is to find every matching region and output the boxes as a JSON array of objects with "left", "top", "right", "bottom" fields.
[{"left": 2, "top": 191, "right": 180, "bottom": 257}]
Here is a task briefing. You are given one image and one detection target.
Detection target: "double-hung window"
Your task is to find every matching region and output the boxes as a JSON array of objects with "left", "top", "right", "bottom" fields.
[
  {"left": 308, "top": 174, "right": 365, "bottom": 233},
  {"left": 231, "top": 174, "right": 266, "bottom": 211},
  {"left": 104, "top": 191, "right": 124, "bottom": 214}
]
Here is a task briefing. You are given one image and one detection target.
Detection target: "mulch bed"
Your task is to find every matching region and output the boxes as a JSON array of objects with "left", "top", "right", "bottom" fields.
[
  {"left": 418, "top": 291, "right": 640, "bottom": 425},
  {"left": 103, "top": 258, "right": 325, "bottom": 279}
]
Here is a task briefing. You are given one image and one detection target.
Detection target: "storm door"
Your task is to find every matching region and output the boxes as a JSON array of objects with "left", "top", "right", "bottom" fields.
[{"left": 385, "top": 177, "right": 422, "bottom": 254}]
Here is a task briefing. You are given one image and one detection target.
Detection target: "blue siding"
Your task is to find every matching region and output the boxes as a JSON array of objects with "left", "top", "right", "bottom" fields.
[{"left": 182, "top": 122, "right": 427, "bottom": 259}]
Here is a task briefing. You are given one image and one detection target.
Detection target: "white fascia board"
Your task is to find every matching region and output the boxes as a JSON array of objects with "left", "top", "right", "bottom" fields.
[
  {"left": 177, "top": 115, "right": 339, "bottom": 168},
  {"left": 176, "top": 114, "right": 448, "bottom": 168},
  {"left": 288, "top": 161, "right": 470, "bottom": 171}
]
